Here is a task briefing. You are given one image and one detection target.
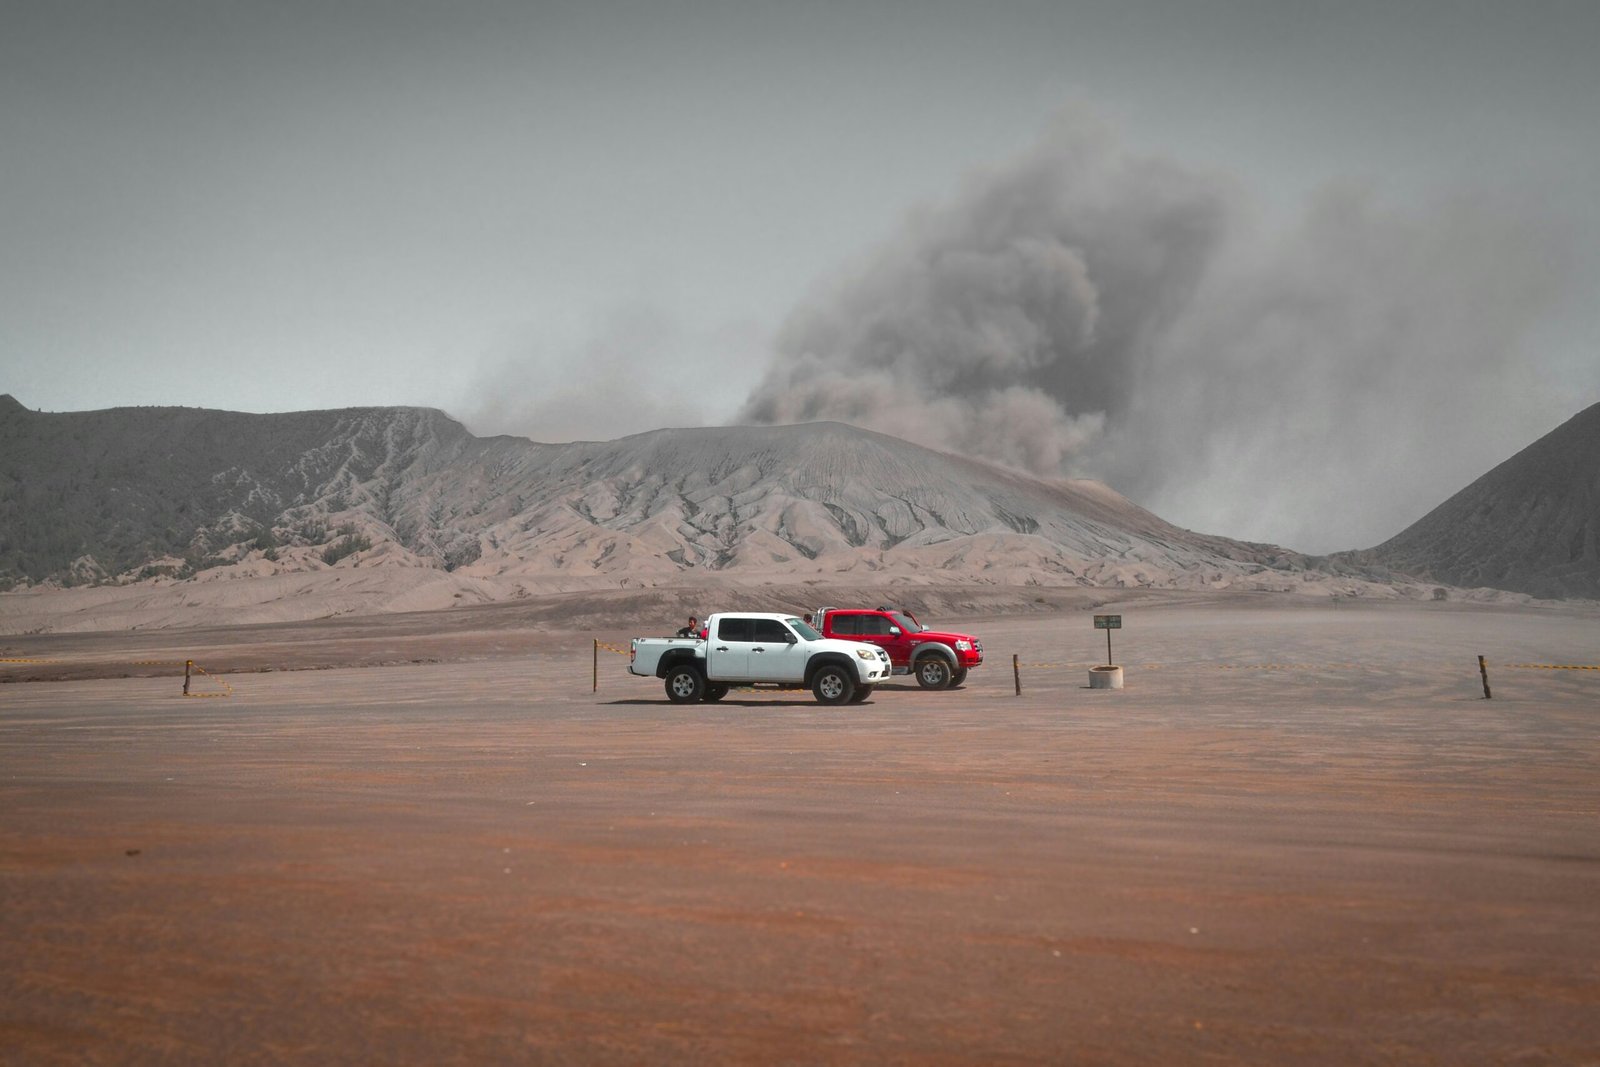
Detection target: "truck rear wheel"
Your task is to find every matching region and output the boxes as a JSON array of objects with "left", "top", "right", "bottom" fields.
[
  {"left": 915, "top": 657, "right": 952, "bottom": 690},
  {"left": 664, "top": 665, "right": 705, "bottom": 703},
  {"left": 811, "top": 665, "right": 855, "bottom": 705}
]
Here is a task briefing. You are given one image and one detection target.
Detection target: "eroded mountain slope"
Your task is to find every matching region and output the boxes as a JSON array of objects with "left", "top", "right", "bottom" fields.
[
  {"left": 1346, "top": 401, "right": 1600, "bottom": 599},
  {"left": 2, "top": 396, "right": 1382, "bottom": 596}
]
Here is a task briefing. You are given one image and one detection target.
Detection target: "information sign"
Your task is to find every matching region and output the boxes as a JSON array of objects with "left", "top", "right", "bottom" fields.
[{"left": 1093, "top": 614, "right": 1121, "bottom": 664}]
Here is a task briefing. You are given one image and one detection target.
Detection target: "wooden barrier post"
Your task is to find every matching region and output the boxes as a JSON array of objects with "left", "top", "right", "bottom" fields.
[
  {"left": 593, "top": 640, "right": 598, "bottom": 693},
  {"left": 1013, "top": 654, "right": 1021, "bottom": 697},
  {"left": 183, "top": 659, "right": 192, "bottom": 696},
  {"left": 1478, "top": 655, "right": 1492, "bottom": 700}
]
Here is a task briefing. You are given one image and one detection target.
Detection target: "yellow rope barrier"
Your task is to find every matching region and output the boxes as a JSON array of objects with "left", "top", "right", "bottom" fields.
[
  {"left": 1010, "top": 661, "right": 1599, "bottom": 671},
  {"left": 1503, "top": 663, "right": 1600, "bottom": 670},
  {"left": 2, "top": 657, "right": 237, "bottom": 697},
  {"left": 181, "top": 661, "right": 232, "bottom": 698},
  {"left": 0, "top": 658, "right": 184, "bottom": 667}
]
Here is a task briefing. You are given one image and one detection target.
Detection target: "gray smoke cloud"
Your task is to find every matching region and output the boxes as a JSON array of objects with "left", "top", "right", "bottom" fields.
[{"left": 738, "top": 110, "right": 1573, "bottom": 552}]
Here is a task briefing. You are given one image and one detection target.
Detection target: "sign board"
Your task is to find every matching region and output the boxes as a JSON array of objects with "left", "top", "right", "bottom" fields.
[{"left": 1093, "top": 614, "right": 1122, "bottom": 629}]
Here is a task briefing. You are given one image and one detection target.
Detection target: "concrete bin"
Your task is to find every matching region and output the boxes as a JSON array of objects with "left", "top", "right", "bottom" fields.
[{"left": 1088, "top": 665, "right": 1124, "bottom": 690}]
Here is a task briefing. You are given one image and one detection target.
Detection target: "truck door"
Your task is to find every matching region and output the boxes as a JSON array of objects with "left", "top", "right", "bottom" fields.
[
  {"left": 709, "top": 617, "right": 808, "bottom": 682},
  {"left": 748, "top": 618, "right": 807, "bottom": 682},
  {"left": 708, "top": 616, "right": 756, "bottom": 681},
  {"left": 858, "top": 612, "right": 909, "bottom": 666}
]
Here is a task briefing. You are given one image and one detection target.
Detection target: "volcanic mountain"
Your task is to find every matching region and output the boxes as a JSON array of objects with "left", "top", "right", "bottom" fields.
[
  {"left": 1348, "top": 401, "right": 1600, "bottom": 599},
  {"left": 1, "top": 395, "right": 1388, "bottom": 602}
]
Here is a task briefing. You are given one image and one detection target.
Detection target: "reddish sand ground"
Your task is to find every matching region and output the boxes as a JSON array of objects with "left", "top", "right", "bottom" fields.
[{"left": 2, "top": 596, "right": 1597, "bottom": 1064}]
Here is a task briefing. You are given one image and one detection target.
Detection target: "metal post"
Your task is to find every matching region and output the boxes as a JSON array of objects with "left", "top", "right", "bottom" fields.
[
  {"left": 1013, "top": 654, "right": 1021, "bottom": 697},
  {"left": 1478, "top": 655, "right": 1492, "bottom": 700},
  {"left": 184, "top": 659, "right": 192, "bottom": 696},
  {"left": 593, "top": 640, "right": 598, "bottom": 693},
  {"left": 1106, "top": 627, "right": 1113, "bottom": 666}
]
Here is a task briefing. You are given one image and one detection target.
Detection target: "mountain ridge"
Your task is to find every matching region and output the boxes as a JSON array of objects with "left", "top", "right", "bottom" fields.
[
  {"left": 1342, "top": 401, "right": 1600, "bottom": 599},
  {"left": 0, "top": 397, "right": 1500, "bottom": 615}
]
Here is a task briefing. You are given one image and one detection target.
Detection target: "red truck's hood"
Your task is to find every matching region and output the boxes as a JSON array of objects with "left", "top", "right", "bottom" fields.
[{"left": 912, "top": 629, "right": 979, "bottom": 644}]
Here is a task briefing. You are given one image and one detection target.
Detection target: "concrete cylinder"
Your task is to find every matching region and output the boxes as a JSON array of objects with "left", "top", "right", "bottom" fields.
[{"left": 1089, "top": 665, "right": 1124, "bottom": 690}]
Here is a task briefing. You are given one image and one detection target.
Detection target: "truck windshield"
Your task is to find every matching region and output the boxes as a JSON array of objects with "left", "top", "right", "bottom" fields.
[
  {"left": 787, "top": 617, "right": 821, "bottom": 641},
  {"left": 890, "top": 612, "right": 923, "bottom": 633}
]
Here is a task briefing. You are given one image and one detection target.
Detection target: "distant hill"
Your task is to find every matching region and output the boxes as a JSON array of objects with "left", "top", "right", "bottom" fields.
[
  {"left": 1, "top": 395, "right": 1397, "bottom": 596},
  {"left": 1345, "top": 402, "right": 1600, "bottom": 599},
  {"left": 0, "top": 395, "right": 493, "bottom": 584}
]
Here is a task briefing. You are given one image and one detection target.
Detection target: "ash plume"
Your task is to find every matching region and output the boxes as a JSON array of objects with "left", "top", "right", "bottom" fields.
[{"left": 738, "top": 110, "right": 1572, "bottom": 552}]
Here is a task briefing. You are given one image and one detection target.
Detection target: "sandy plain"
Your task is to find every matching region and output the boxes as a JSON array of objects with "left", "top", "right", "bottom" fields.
[{"left": 2, "top": 592, "right": 1598, "bottom": 1065}]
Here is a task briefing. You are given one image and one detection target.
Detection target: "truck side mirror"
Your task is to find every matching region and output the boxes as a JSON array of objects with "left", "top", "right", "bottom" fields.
[
  {"left": 785, "top": 633, "right": 798, "bottom": 644},
  {"left": 888, "top": 626, "right": 901, "bottom": 635}
]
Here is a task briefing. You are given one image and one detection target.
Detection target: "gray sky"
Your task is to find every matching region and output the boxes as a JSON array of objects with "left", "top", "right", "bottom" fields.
[{"left": 3, "top": 0, "right": 1596, "bottom": 551}]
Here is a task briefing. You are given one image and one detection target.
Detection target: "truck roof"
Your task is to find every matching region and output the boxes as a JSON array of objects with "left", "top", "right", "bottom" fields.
[{"left": 817, "top": 606, "right": 905, "bottom": 615}]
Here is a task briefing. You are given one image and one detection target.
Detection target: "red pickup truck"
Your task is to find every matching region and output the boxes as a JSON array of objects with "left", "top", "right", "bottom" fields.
[{"left": 811, "top": 606, "right": 983, "bottom": 689}]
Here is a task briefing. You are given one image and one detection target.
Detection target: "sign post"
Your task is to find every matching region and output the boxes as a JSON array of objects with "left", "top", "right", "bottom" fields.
[{"left": 1093, "top": 614, "right": 1121, "bottom": 665}]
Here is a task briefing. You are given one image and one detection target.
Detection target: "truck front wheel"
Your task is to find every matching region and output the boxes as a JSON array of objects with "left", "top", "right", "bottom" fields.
[
  {"left": 811, "top": 665, "right": 855, "bottom": 705},
  {"left": 950, "top": 667, "right": 968, "bottom": 688},
  {"left": 664, "top": 665, "right": 706, "bottom": 703},
  {"left": 703, "top": 683, "right": 730, "bottom": 702},
  {"left": 916, "top": 657, "right": 952, "bottom": 690}
]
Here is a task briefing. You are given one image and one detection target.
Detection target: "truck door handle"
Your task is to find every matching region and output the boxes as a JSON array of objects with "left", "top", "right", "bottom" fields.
[
  {"left": 752, "top": 647, "right": 766, "bottom": 653},
  {"left": 716, "top": 646, "right": 730, "bottom": 651}
]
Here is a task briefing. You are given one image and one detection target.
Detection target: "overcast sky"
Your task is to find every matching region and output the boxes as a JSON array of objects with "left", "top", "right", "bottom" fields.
[{"left": 3, "top": 0, "right": 1596, "bottom": 552}]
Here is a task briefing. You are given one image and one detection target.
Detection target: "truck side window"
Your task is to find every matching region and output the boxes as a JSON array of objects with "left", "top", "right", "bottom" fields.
[
  {"left": 832, "top": 614, "right": 860, "bottom": 636},
  {"left": 716, "top": 617, "right": 754, "bottom": 642},
  {"left": 751, "top": 619, "right": 790, "bottom": 643},
  {"left": 863, "top": 615, "right": 894, "bottom": 636}
]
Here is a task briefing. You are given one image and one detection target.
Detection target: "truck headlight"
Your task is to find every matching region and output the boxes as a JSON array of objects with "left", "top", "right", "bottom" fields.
[
  {"left": 855, "top": 649, "right": 878, "bottom": 661},
  {"left": 954, "top": 640, "right": 972, "bottom": 651}
]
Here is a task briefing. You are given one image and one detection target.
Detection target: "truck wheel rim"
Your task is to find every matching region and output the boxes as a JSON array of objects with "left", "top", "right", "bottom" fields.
[
  {"left": 920, "top": 662, "right": 945, "bottom": 684},
  {"left": 671, "top": 675, "right": 696, "bottom": 697},
  {"left": 820, "top": 674, "right": 845, "bottom": 699}
]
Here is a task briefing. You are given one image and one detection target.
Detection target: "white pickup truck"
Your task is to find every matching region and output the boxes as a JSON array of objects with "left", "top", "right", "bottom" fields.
[{"left": 629, "top": 611, "right": 892, "bottom": 705}]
